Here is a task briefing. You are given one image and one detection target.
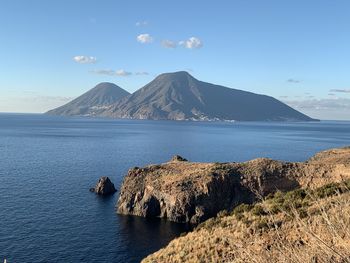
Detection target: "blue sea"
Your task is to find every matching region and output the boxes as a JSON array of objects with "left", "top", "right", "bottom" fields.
[{"left": 1, "top": 113, "right": 350, "bottom": 263}]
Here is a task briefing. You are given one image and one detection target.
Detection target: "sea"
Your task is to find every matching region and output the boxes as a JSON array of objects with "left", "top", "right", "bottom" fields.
[{"left": 1, "top": 113, "right": 350, "bottom": 263}]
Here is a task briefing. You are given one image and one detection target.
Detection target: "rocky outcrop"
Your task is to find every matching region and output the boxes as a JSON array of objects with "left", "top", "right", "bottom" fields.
[
  {"left": 90, "top": 176, "right": 117, "bottom": 195},
  {"left": 116, "top": 147, "right": 350, "bottom": 224},
  {"left": 170, "top": 155, "right": 188, "bottom": 162}
]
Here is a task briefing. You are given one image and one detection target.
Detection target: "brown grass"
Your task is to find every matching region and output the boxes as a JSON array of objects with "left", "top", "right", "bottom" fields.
[{"left": 142, "top": 180, "right": 350, "bottom": 263}]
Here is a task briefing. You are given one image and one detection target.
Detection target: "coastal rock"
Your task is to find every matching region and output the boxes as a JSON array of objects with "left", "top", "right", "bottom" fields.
[
  {"left": 116, "top": 160, "right": 296, "bottom": 224},
  {"left": 116, "top": 147, "right": 350, "bottom": 223},
  {"left": 91, "top": 176, "right": 117, "bottom": 195},
  {"left": 170, "top": 155, "right": 188, "bottom": 162}
]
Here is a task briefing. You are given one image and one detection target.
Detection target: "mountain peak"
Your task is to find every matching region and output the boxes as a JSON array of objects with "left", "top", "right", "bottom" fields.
[
  {"left": 155, "top": 71, "right": 196, "bottom": 82},
  {"left": 92, "top": 82, "right": 121, "bottom": 91},
  {"left": 103, "top": 72, "right": 316, "bottom": 121},
  {"left": 46, "top": 82, "right": 130, "bottom": 116}
]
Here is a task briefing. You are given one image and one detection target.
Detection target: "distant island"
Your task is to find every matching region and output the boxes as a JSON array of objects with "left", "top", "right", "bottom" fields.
[{"left": 47, "top": 71, "right": 317, "bottom": 121}]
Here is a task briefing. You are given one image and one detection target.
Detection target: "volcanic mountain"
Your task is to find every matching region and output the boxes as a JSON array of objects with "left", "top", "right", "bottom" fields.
[
  {"left": 102, "top": 71, "right": 316, "bottom": 121},
  {"left": 46, "top": 82, "right": 130, "bottom": 116}
]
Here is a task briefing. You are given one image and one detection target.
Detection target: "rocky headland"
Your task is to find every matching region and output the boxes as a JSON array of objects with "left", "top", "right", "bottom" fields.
[{"left": 117, "top": 147, "right": 350, "bottom": 224}]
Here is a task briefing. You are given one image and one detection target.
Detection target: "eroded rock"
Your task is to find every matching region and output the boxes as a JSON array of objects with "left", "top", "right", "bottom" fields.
[
  {"left": 170, "top": 155, "right": 188, "bottom": 162},
  {"left": 116, "top": 147, "right": 350, "bottom": 224},
  {"left": 91, "top": 176, "right": 117, "bottom": 196}
]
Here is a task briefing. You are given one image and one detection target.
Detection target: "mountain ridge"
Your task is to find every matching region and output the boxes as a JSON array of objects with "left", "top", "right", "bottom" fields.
[
  {"left": 102, "top": 71, "right": 316, "bottom": 121},
  {"left": 47, "top": 72, "right": 317, "bottom": 121}
]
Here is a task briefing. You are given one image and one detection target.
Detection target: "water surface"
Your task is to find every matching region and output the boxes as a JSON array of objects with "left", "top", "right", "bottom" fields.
[{"left": 1, "top": 114, "right": 349, "bottom": 262}]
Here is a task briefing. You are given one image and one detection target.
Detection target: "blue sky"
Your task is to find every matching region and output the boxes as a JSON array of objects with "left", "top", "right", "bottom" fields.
[{"left": 1, "top": 0, "right": 350, "bottom": 119}]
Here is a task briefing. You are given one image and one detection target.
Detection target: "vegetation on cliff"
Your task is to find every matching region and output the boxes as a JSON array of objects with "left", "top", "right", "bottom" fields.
[{"left": 143, "top": 179, "right": 350, "bottom": 263}]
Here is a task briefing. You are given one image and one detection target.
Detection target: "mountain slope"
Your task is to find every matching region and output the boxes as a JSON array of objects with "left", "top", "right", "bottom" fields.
[
  {"left": 46, "top": 82, "right": 130, "bottom": 116},
  {"left": 103, "top": 71, "right": 316, "bottom": 121}
]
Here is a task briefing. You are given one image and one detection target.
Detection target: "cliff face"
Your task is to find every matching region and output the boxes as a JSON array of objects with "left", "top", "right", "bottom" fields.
[
  {"left": 117, "top": 147, "right": 350, "bottom": 224},
  {"left": 117, "top": 161, "right": 254, "bottom": 224}
]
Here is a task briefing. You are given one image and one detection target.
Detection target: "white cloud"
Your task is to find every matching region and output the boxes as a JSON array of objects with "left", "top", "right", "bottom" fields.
[
  {"left": 0, "top": 96, "right": 73, "bottom": 113},
  {"left": 136, "top": 21, "right": 148, "bottom": 26},
  {"left": 179, "top": 37, "right": 203, "bottom": 49},
  {"left": 73, "top": 56, "right": 97, "bottom": 64},
  {"left": 91, "top": 69, "right": 149, "bottom": 76},
  {"left": 135, "top": 71, "right": 149, "bottom": 75},
  {"left": 161, "top": 40, "right": 177, "bottom": 48},
  {"left": 282, "top": 97, "right": 350, "bottom": 120},
  {"left": 91, "top": 69, "right": 132, "bottom": 76},
  {"left": 137, "top": 34, "right": 153, "bottom": 43},
  {"left": 90, "top": 69, "right": 115, "bottom": 75},
  {"left": 329, "top": 89, "right": 350, "bottom": 93},
  {"left": 115, "top": 69, "right": 132, "bottom": 76},
  {"left": 287, "top": 78, "right": 301, "bottom": 83},
  {"left": 284, "top": 98, "right": 350, "bottom": 110}
]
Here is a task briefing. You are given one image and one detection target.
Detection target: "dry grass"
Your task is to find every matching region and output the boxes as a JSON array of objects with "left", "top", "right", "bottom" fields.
[{"left": 142, "top": 180, "right": 350, "bottom": 263}]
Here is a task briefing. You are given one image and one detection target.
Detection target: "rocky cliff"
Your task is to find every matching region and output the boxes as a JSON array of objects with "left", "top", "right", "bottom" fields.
[{"left": 116, "top": 147, "right": 350, "bottom": 224}]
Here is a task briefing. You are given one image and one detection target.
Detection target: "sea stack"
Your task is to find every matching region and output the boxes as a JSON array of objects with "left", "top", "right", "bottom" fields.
[{"left": 90, "top": 176, "right": 117, "bottom": 196}]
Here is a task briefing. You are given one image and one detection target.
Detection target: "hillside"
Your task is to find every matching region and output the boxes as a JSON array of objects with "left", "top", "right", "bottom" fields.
[
  {"left": 103, "top": 71, "right": 316, "bottom": 121},
  {"left": 143, "top": 180, "right": 350, "bottom": 263},
  {"left": 46, "top": 82, "right": 130, "bottom": 116}
]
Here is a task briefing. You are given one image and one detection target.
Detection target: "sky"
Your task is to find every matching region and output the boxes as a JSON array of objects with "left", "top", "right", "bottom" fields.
[{"left": 1, "top": 0, "right": 350, "bottom": 120}]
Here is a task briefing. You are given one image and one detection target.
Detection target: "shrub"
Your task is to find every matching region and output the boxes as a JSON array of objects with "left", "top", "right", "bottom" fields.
[
  {"left": 313, "top": 183, "right": 342, "bottom": 198},
  {"left": 217, "top": 210, "right": 229, "bottom": 218},
  {"left": 196, "top": 217, "right": 221, "bottom": 231},
  {"left": 179, "top": 232, "right": 188, "bottom": 237},
  {"left": 232, "top": 203, "right": 252, "bottom": 217},
  {"left": 268, "top": 203, "right": 282, "bottom": 214},
  {"left": 267, "top": 188, "right": 309, "bottom": 214},
  {"left": 251, "top": 204, "right": 267, "bottom": 216},
  {"left": 297, "top": 208, "right": 308, "bottom": 219},
  {"left": 255, "top": 217, "right": 269, "bottom": 230},
  {"left": 284, "top": 188, "right": 307, "bottom": 201}
]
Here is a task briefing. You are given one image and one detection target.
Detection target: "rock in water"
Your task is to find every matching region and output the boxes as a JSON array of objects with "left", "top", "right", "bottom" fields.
[{"left": 91, "top": 176, "right": 117, "bottom": 195}]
